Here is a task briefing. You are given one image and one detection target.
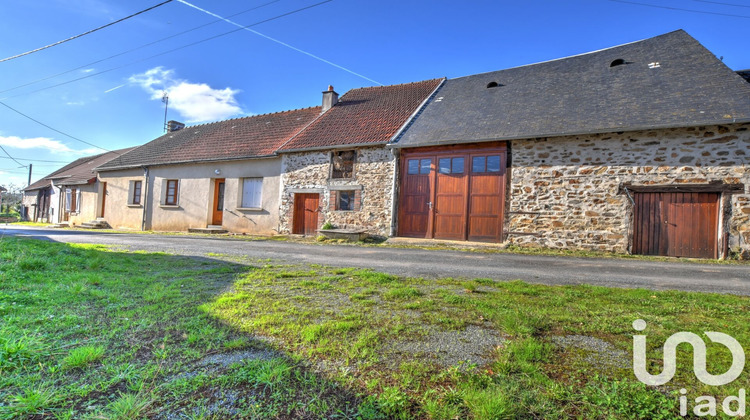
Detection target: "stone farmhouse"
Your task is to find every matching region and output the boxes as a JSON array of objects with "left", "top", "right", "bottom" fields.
[
  {"left": 276, "top": 80, "right": 443, "bottom": 237},
  {"left": 31, "top": 29, "right": 745, "bottom": 259}
]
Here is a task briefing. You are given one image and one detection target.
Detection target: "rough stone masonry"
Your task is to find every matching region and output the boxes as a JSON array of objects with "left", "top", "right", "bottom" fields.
[{"left": 507, "top": 123, "right": 750, "bottom": 257}]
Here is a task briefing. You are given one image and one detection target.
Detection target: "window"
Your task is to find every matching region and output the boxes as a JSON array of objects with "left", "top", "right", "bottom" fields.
[
  {"left": 407, "top": 159, "right": 419, "bottom": 175},
  {"left": 241, "top": 178, "right": 262, "bottom": 208},
  {"left": 439, "top": 157, "right": 464, "bottom": 174},
  {"left": 331, "top": 150, "right": 355, "bottom": 179},
  {"left": 337, "top": 190, "right": 355, "bottom": 211},
  {"left": 65, "top": 188, "right": 80, "bottom": 212},
  {"left": 420, "top": 159, "right": 431, "bottom": 174},
  {"left": 472, "top": 155, "right": 501, "bottom": 173},
  {"left": 131, "top": 181, "right": 142, "bottom": 205},
  {"left": 165, "top": 180, "right": 179, "bottom": 205}
]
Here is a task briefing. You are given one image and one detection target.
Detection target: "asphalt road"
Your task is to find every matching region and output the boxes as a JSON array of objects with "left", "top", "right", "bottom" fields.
[{"left": 2, "top": 225, "right": 749, "bottom": 295}]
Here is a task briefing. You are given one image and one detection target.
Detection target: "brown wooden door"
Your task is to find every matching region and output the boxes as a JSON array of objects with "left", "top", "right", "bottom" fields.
[
  {"left": 633, "top": 192, "right": 719, "bottom": 258},
  {"left": 433, "top": 156, "right": 468, "bottom": 240},
  {"left": 100, "top": 182, "right": 107, "bottom": 218},
  {"left": 211, "top": 179, "right": 225, "bottom": 225},
  {"left": 398, "top": 157, "right": 433, "bottom": 237},
  {"left": 293, "top": 193, "right": 320, "bottom": 235},
  {"left": 467, "top": 153, "right": 506, "bottom": 242}
]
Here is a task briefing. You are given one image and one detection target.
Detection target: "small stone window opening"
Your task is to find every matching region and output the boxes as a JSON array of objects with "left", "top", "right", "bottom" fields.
[
  {"left": 486, "top": 81, "right": 500, "bottom": 88},
  {"left": 331, "top": 150, "right": 355, "bottom": 179},
  {"left": 610, "top": 58, "right": 626, "bottom": 67},
  {"left": 337, "top": 190, "right": 356, "bottom": 211}
]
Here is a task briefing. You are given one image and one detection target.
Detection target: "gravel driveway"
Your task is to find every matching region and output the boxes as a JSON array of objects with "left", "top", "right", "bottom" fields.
[{"left": 3, "top": 225, "right": 749, "bottom": 295}]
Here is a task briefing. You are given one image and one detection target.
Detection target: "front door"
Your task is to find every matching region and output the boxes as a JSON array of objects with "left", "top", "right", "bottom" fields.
[
  {"left": 100, "top": 182, "right": 107, "bottom": 218},
  {"left": 212, "top": 179, "right": 225, "bottom": 225},
  {"left": 292, "top": 193, "right": 320, "bottom": 235},
  {"left": 398, "top": 157, "right": 433, "bottom": 237}
]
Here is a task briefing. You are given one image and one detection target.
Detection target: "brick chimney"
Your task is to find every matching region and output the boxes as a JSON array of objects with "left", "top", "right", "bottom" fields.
[
  {"left": 167, "top": 120, "right": 185, "bottom": 132},
  {"left": 321, "top": 85, "right": 338, "bottom": 113}
]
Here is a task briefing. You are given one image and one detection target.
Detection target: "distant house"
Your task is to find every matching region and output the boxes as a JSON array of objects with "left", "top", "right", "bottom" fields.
[
  {"left": 95, "top": 109, "right": 320, "bottom": 233},
  {"left": 276, "top": 80, "right": 443, "bottom": 237},
  {"left": 391, "top": 30, "right": 750, "bottom": 258},
  {"left": 23, "top": 149, "right": 132, "bottom": 225}
]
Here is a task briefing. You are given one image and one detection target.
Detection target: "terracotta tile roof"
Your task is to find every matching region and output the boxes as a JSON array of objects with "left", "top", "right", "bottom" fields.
[
  {"left": 25, "top": 148, "right": 134, "bottom": 191},
  {"left": 278, "top": 79, "right": 444, "bottom": 152},
  {"left": 98, "top": 107, "right": 321, "bottom": 170}
]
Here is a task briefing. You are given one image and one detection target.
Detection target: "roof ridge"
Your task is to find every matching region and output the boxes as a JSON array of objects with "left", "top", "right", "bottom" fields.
[
  {"left": 450, "top": 29, "right": 689, "bottom": 81},
  {"left": 340, "top": 78, "right": 444, "bottom": 95},
  {"left": 177, "top": 105, "right": 322, "bottom": 130}
]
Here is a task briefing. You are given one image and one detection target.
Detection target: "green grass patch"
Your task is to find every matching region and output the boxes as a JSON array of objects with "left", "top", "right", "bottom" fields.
[{"left": 3, "top": 237, "right": 749, "bottom": 419}]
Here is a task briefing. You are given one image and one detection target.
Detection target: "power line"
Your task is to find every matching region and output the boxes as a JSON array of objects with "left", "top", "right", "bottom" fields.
[
  {"left": 1, "top": 1, "right": 338, "bottom": 100},
  {"left": 0, "top": 0, "right": 175, "bottom": 63},
  {"left": 0, "top": 156, "right": 73, "bottom": 164},
  {"left": 608, "top": 0, "right": 750, "bottom": 18},
  {"left": 176, "top": 0, "right": 383, "bottom": 85},
  {"left": 0, "top": 101, "right": 112, "bottom": 153},
  {"left": 692, "top": 0, "right": 750, "bottom": 8},
  {"left": 0, "top": 145, "right": 27, "bottom": 168},
  {"left": 0, "top": 0, "right": 282, "bottom": 95}
]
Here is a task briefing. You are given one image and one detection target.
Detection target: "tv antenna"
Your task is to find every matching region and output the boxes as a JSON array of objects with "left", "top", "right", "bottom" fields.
[{"left": 162, "top": 91, "right": 169, "bottom": 132}]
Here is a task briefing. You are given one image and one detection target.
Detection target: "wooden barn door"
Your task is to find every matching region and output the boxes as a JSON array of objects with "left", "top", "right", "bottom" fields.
[
  {"left": 292, "top": 193, "right": 320, "bottom": 236},
  {"left": 433, "top": 156, "right": 468, "bottom": 240},
  {"left": 398, "top": 158, "right": 433, "bottom": 238},
  {"left": 398, "top": 143, "right": 507, "bottom": 242},
  {"left": 632, "top": 192, "right": 719, "bottom": 258},
  {"left": 467, "top": 153, "right": 506, "bottom": 242}
]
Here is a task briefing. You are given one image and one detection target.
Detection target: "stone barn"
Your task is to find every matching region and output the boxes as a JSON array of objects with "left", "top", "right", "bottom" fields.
[{"left": 391, "top": 30, "right": 750, "bottom": 259}]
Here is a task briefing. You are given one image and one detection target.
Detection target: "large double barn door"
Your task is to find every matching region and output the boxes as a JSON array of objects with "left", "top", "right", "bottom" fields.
[
  {"left": 632, "top": 192, "right": 719, "bottom": 259},
  {"left": 398, "top": 143, "right": 507, "bottom": 242}
]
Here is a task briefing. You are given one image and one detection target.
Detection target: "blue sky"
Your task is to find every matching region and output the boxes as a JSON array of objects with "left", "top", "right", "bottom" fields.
[{"left": 1, "top": 0, "right": 749, "bottom": 187}]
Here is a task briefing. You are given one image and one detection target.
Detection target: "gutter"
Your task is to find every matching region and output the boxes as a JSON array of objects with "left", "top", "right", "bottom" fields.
[
  {"left": 277, "top": 141, "right": 389, "bottom": 154},
  {"left": 141, "top": 166, "right": 149, "bottom": 231},
  {"left": 95, "top": 154, "right": 279, "bottom": 172}
]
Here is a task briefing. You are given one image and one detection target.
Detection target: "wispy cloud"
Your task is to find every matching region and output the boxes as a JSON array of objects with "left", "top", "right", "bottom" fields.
[
  {"left": 82, "top": 68, "right": 95, "bottom": 73},
  {"left": 66, "top": 101, "right": 85, "bottom": 106},
  {"left": 0, "top": 135, "right": 97, "bottom": 155},
  {"left": 129, "top": 67, "right": 243, "bottom": 123}
]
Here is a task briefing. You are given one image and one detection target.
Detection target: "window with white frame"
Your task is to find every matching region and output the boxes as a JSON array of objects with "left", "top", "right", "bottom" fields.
[{"left": 240, "top": 178, "right": 262, "bottom": 208}]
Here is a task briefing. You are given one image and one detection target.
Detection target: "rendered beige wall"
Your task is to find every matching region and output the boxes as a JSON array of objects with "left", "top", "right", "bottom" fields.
[
  {"left": 98, "top": 169, "right": 145, "bottom": 230},
  {"left": 118, "top": 158, "right": 281, "bottom": 233},
  {"left": 62, "top": 183, "right": 99, "bottom": 226}
]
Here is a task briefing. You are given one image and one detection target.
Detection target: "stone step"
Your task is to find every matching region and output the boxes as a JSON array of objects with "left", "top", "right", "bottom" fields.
[
  {"left": 188, "top": 227, "right": 228, "bottom": 234},
  {"left": 80, "top": 220, "right": 110, "bottom": 229}
]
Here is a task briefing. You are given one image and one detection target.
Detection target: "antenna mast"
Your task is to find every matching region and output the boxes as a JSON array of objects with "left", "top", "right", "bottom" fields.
[{"left": 162, "top": 91, "right": 169, "bottom": 132}]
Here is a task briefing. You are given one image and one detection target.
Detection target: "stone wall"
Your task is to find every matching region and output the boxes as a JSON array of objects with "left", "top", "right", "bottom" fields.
[
  {"left": 507, "top": 123, "right": 750, "bottom": 256},
  {"left": 279, "top": 146, "right": 396, "bottom": 237}
]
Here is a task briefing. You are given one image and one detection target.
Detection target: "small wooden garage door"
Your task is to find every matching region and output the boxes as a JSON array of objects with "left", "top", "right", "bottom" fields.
[
  {"left": 398, "top": 143, "right": 507, "bottom": 242},
  {"left": 632, "top": 192, "right": 719, "bottom": 259}
]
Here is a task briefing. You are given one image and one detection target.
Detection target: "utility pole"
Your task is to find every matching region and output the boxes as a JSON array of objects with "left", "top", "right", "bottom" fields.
[
  {"left": 27, "top": 163, "right": 32, "bottom": 187},
  {"left": 162, "top": 91, "right": 169, "bottom": 132}
]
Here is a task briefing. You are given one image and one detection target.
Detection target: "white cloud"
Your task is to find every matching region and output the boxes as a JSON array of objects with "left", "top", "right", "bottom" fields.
[
  {"left": 0, "top": 135, "right": 97, "bottom": 155},
  {"left": 129, "top": 67, "right": 243, "bottom": 123},
  {"left": 66, "top": 101, "right": 85, "bottom": 106},
  {"left": 82, "top": 68, "right": 95, "bottom": 73}
]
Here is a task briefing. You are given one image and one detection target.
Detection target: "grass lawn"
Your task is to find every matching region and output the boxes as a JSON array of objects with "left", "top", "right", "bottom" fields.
[{"left": 1, "top": 237, "right": 748, "bottom": 419}]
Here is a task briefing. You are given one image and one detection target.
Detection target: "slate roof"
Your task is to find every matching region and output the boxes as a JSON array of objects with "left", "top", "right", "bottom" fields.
[
  {"left": 97, "top": 107, "right": 321, "bottom": 171},
  {"left": 25, "top": 148, "right": 135, "bottom": 191},
  {"left": 393, "top": 30, "right": 750, "bottom": 148},
  {"left": 278, "top": 79, "right": 444, "bottom": 152}
]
